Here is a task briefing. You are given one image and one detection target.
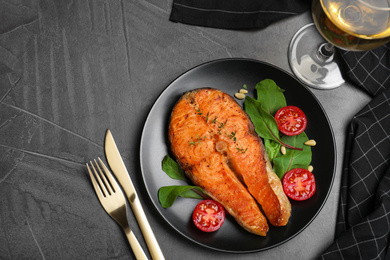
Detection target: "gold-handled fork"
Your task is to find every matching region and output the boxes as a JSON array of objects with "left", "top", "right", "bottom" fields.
[{"left": 86, "top": 158, "right": 148, "bottom": 260}]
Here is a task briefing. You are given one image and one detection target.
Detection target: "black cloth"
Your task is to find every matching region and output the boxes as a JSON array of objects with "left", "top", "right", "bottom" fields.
[
  {"left": 339, "top": 44, "right": 390, "bottom": 96},
  {"left": 319, "top": 45, "right": 390, "bottom": 259},
  {"left": 169, "top": 3, "right": 390, "bottom": 259},
  {"left": 169, "top": 0, "right": 310, "bottom": 30}
]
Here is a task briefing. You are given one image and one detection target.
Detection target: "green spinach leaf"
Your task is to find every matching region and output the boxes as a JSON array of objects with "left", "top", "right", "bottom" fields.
[
  {"left": 244, "top": 96, "right": 281, "bottom": 142},
  {"left": 245, "top": 96, "right": 302, "bottom": 151},
  {"left": 245, "top": 79, "right": 312, "bottom": 178},
  {"left": 158, "top": 186, "right": 206, "bottom": 208},
  {"left": 272, "top": 132, "right": 312, "bottom": 178},
  {"left": 255, "top": 79, "right": 286, "bottom": 115},
  {"left": 160, "top": 154, "right": 207, "bottom": 208},
  {"left": 264, "top": 139, "right": 281, "bottom": 163},
  {"left": 162, "top": 154, "right": 186, "bottom": 180}
]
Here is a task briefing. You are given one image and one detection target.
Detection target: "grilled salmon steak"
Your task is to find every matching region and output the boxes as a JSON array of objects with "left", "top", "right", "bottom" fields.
[{"left": 168, "top": 88, "right": 291, "bottom": 235}]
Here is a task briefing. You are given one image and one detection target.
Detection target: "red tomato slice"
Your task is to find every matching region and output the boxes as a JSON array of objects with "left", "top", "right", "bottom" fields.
[
  {"left": 275, "top": 106, "right": 307, "bottom": 136},
  {"left": 192, "top": 200, "right": 225, "bottom": 232},
  {"left": 283, "top": 168, "right": 316, "bottom": 201}
]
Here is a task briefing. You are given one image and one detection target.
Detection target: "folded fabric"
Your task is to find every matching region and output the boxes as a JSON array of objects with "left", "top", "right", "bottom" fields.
[
  {"left": 320, "top": 86, "right": 390, "bottom": 259},
  {"left": 169, "top": 0, "right": 310, "bottom": 30},
  {"left": 320, "top": 45, "right": 390, "bottom": 259},
  {"left": 339, "top": 44, "right": 390, "bottom": 96}
]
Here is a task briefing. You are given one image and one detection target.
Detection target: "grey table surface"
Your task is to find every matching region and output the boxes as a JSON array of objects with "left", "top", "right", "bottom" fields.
[{"left": 0, "top": 1, "right": 372, "bottom": 259}]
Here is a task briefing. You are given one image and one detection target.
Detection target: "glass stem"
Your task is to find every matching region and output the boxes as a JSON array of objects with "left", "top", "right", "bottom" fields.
[{"left": 318, "top": 43, "right": 334, "bottom": 58}]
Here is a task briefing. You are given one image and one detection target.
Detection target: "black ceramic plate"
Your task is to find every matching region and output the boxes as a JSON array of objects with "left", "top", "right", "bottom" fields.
[{"left": 140, "top": 58, "right": 336, "bottom": 253}]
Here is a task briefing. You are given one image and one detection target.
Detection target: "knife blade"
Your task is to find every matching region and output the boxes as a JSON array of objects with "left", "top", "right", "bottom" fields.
[{"left": 105, "top": 129, "right": 165, "bottom": 260}]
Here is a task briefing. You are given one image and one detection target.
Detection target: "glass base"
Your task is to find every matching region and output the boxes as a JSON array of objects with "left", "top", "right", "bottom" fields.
[{"left": 288, "top": 23, "right": 345, "bottom": 90}]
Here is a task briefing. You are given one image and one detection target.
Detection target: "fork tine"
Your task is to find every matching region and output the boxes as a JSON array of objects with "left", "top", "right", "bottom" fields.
[
  {"left": 93, "top": 159, "right": 114, "bottom": 195},
  {"left": 89, "top": 161, "right": 109, "bottom": 197},
  {"left": 98, "top": 157, "right": 120, "bottom": 193},
  {"left": 86, "top": 163, "right": 105, "bottom": 201}
]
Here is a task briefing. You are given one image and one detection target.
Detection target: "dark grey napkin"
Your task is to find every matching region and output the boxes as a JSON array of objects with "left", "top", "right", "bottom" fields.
[
  {"left": 320, "top": 45, "right": 390, "bottom": 259},
  {"left": 339, "top": 44, "right": 390, "bottom": 96},
  {"left": 169, "top": 0, "right": 310, "bottom": 30}
]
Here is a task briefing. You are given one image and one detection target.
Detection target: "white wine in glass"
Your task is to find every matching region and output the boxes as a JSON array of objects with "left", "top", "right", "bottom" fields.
[{"left": 289, "top": 0, "right": 390, "bottom": 90}]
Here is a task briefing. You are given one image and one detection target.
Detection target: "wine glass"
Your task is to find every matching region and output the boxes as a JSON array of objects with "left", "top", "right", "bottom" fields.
[{"left": 288, "top": 0, "right": 390, "bottom": 90}]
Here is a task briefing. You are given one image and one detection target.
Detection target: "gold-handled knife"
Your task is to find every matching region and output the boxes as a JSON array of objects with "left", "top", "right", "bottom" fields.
[{"left": 104, "top": 129, "right": 165, "bottom": 260}]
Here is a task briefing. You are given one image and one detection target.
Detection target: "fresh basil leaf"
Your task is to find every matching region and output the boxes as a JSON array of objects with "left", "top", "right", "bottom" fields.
[
  {"left": 272, "top": 132, "right": 312, "bottom": 178},
  {"left": 158, "top": 185, "right": 206, "bottom": 208},
  {"left": 244, "top": 96, "right": 281, "bottom": 143},
  {"left": 255, "top": 79, "right": 286, "bottom": 115},
  {"left": 162, "top": 155, "right": 186, "bottom": 180}
]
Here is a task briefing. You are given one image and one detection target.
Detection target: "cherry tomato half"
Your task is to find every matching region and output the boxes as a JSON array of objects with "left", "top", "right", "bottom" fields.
[
  {"left": 283, "top": 168, "right": 316, "bottom": 201},
  {"left": 275, "top": 106, "right": 307, "bottom": 136},
  {"left": 192, "top": 200, "right": 225, "bottom": 232}
]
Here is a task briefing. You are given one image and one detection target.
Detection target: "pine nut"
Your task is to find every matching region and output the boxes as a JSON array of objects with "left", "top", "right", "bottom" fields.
[
  {"left": 239, "top": 89, "right": 248, "bottom": 94},
  {"left": 308, "top": 165, "right": 314, "bottom": 172},
  {"left": 304, "top": 139, "right": 316, "bottom": 146},
  {"left": 234, "top": 93, "right": 245, "bottom": 100},
  {"left": 281, "top": 146, "right": 286, "bottom": 155}
]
